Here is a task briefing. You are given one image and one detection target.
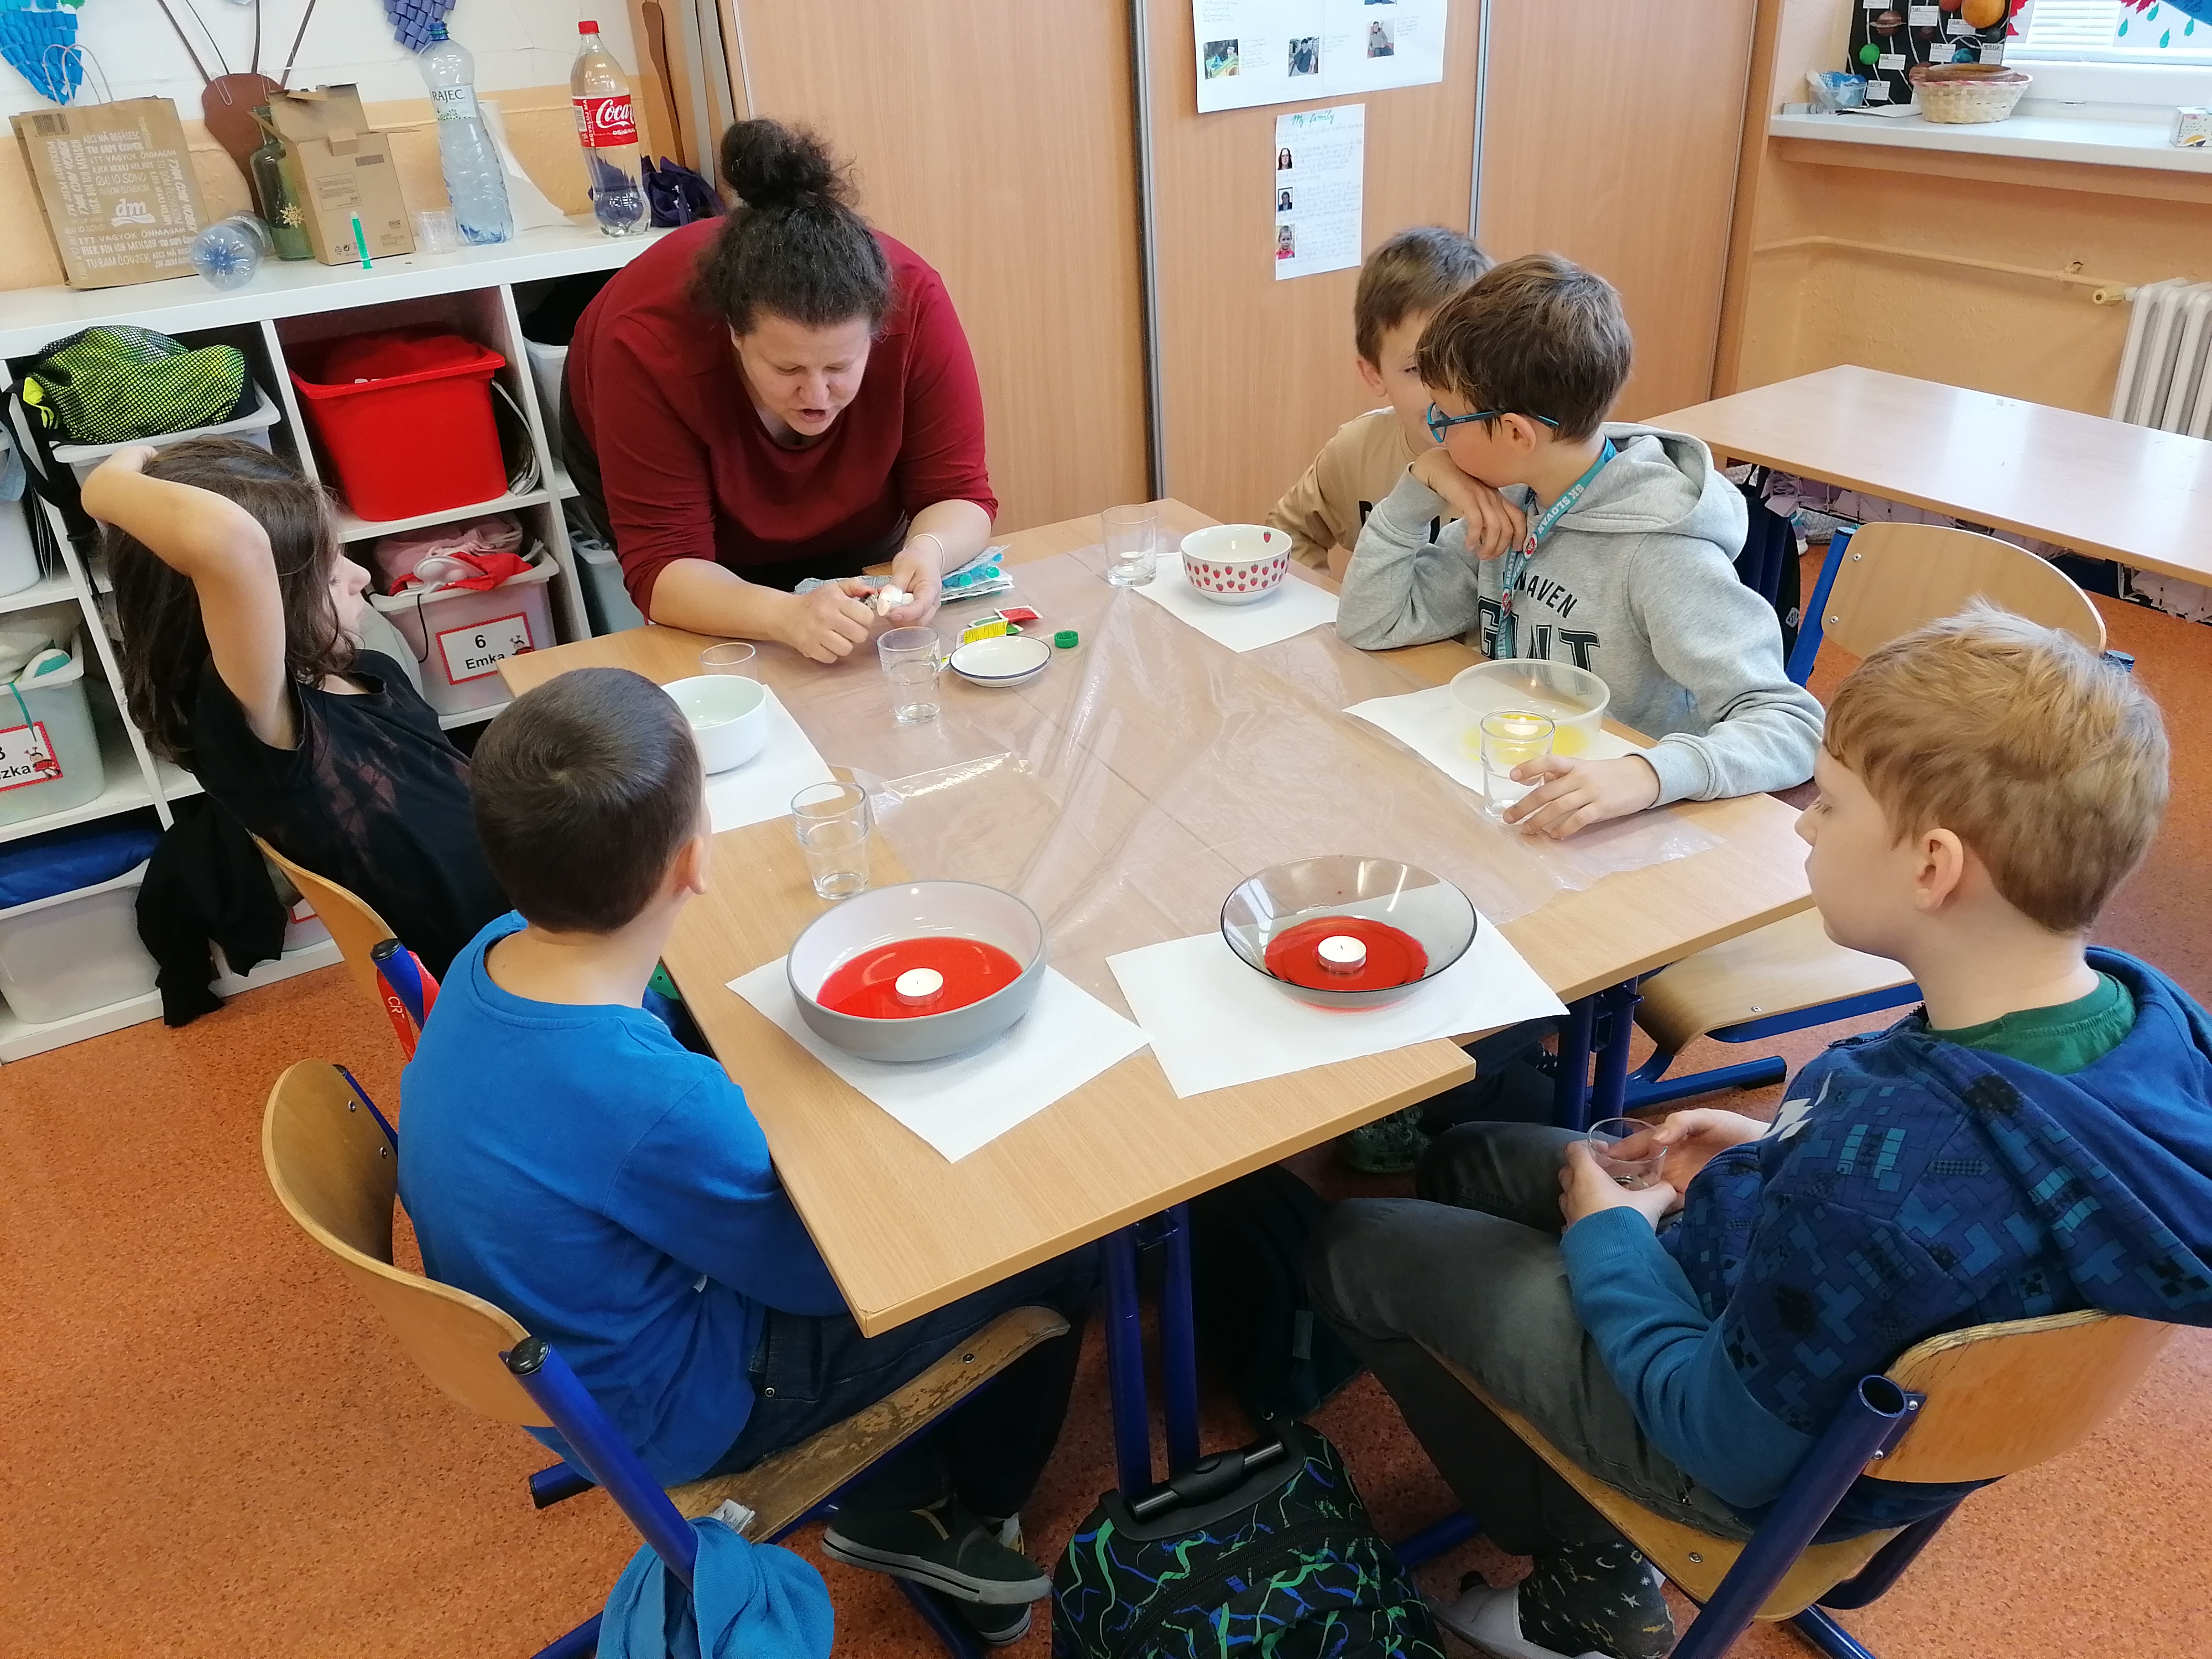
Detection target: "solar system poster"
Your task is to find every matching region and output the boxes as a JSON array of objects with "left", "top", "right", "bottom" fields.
[{"left": 1849, "top": 0, "right": 2020, "bottom": 108}]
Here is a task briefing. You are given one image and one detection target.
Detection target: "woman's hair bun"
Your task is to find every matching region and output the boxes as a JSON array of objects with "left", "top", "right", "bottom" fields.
[{"left": 719, "top": 119, "right": 850, "bottom": 211}]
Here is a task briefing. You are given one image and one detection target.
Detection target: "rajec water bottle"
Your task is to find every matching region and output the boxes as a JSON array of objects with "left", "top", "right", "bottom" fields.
[
  {"left": 418, "top": 22, "right": 513, "bottom": 246},
  {"left": 571, "top": 20, "right": 648, "bottom": 237}
]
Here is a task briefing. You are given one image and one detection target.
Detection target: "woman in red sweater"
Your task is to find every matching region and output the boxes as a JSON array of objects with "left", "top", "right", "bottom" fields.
[{"left": 564, "top": 120, "right": 997, "bottom": 663}]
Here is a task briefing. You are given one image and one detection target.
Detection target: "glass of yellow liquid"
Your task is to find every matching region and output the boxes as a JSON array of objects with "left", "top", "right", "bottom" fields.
[{"left": 1480, "top": 710, "right": 1555, "bottom": 820}]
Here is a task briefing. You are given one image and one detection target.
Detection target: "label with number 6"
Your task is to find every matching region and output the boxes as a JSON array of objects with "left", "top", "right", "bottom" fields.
[{"left": 439, "top": 613, "right": 536, "bottom": 684}]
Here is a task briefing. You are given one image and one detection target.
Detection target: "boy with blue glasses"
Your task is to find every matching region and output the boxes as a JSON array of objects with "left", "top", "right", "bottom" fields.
[{"left": 1337, "top": 253, "right": 1822, "bottom": 839}]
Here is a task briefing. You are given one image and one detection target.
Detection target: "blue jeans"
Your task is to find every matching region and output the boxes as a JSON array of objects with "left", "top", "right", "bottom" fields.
[{"left": 705, "top": 1245, "right": 1098, "bottom": 1520}]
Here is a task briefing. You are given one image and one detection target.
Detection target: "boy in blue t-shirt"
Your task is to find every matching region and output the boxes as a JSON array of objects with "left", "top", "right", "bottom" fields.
[
  {"left": 1311, "top": 608, "right": 2212, "bottom": 1659},
  {"left": 399, "top": 668, "right": 1094, "bottom": 1645}
]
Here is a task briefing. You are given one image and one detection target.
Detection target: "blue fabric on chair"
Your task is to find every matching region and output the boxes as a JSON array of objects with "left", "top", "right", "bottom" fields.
[{"left": 598, "top": 1513, "right": 834, "bottom": 1659}]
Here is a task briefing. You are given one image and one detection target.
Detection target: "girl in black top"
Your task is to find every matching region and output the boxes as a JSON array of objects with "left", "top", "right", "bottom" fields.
[{"left": 91, "top": 437, "right": 506, "bottom": 978}]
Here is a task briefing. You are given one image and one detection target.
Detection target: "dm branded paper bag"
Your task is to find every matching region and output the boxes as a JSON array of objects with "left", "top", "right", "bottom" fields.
[{"left": 10, "top": 98, "right": 208, "bottom": 289}]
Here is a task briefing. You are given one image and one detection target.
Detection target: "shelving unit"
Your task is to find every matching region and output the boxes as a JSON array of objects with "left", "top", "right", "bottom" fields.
[{"left": 0, "top": 220, "right": 664, "bottom": 1061}]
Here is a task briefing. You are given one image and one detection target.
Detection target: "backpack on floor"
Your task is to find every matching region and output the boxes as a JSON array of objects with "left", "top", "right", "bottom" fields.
[
  {"left": 1051, "top": 1422, "right": 1444, "bottom": 1659},
  {"left": 1188, "top": 1166, "right": 1362, "bottom": 1433}
]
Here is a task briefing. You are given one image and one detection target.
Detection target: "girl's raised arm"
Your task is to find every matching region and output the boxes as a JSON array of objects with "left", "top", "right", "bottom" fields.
[{"left": 83, "top": 447, "right": 300, "bottom": 749}]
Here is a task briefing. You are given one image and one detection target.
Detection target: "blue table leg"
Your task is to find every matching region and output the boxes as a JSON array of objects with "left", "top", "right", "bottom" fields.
[
  {"left": 1589, "top": 979, "right": 1642, "bottom": 1124},
  {"left": 1159, "top": 1203, "right": 1201, "bottom": 1477},
  {"left": 1103, "top": 1225, "right": 1153, "bottom": 1495},
  {"left": 1553, "top": 995, "right": 1597, "bottom": 1131}
]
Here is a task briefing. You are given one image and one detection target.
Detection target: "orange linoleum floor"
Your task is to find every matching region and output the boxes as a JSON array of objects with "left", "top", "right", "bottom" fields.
[{"left": 2, "top": 593, "right": 2208, "bottom": 1658}]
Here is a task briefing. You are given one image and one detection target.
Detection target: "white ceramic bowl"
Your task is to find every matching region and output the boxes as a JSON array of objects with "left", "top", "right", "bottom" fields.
[
  {"left": 1180, "top": 524, "right": 1293, "bottom": 606},
  {"left": 1220, "top": 856, "right": 1477, "bottom": 1009},
  {"left": 950, "top": 633, "right": 1051, "bottom": 687},
  {"left": 664, "top": 674, "right": 769, "bottom": 774},
  {"left": 1449, "top": 659, "right": 1610, "bottom": 760},
  {"left": 787, "top": 881, "right": 1048, "bottom": 1062}
]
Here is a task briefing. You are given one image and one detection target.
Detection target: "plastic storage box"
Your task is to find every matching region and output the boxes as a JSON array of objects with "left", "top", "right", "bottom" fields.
[
  {"left": 369, "top": 546, "right": 557, "bottom": 718},
  {"left": 524, "top": 338, "right": 567, "bottom": 465},
  {"left": 0, "top": 638, "right": 105, "bottom": 826},
  {"left": 0, "top": 497, "right": 40, "bottom": 600},
  {"left": 0, "top": 860, "right": 159, "bottom": 1023},
  {"left": 576, "top": 538, "right": 644, "bottom": 634},
  {"left": 50, "top": 383, "right": 283, "bottom": 485},
  {"left": 291, "top": 331, "right": 508, "bottom": 523}
]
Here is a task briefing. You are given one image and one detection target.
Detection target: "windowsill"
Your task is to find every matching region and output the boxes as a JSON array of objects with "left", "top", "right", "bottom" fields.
[{"left": 1769, "top": 104, "right": 2212, "bottom": 174}]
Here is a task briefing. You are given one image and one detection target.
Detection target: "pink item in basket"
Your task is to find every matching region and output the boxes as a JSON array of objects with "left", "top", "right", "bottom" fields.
[
  {"left": 1180, "top": 524, "right": 1293, "bottom": 607},
  {"left": 374, "top": 514, "right": 525, "bottom": 594}
]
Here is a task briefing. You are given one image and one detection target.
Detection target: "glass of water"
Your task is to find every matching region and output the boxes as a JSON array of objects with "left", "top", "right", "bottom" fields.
[
  {"left": 700, "top": 642, "right": 757, "bottom": 677},
  {"left": 877, "top": 627, "right": 943, "bottom": 724},
  {"left": 1480, "top": 710, "right": 1555, "bottom": 820},
  {"left": 1102, "top": 504, "right": 1158, "bottom": 587},
  {"left": 1586, "top": 1117, "right": 1668, "bottom": 1190},
  {"left": 791, "top": 781, "right": 871, "bottom": 900}
]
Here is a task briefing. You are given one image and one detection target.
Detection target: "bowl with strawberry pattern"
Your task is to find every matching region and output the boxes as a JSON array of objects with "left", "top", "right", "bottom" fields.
[{"left": 1179, "top": 525, "right": 1293, "bottom": 606}]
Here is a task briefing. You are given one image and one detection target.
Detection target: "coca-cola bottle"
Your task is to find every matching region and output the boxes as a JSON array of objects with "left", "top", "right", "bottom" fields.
[{"left": 572, "top": 21, "right": 648, "bottom": 237}]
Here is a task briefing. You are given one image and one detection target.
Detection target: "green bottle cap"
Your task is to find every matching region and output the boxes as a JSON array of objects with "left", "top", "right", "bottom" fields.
[{"left": 1053, "top": 629, "right": 1079, "bottom": 649}]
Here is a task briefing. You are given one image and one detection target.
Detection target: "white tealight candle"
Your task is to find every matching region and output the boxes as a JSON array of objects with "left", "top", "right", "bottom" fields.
[
  {"left": 1317, "top": 934, "right": 1367, "bottom": 975},
  {"left": 894, "top": 967, "right": 945, "bottom": 1005}
]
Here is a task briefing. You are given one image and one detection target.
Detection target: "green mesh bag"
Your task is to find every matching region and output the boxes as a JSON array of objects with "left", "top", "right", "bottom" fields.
[{"left": 20, "top": 326, "right": 250, "bottom": 446}]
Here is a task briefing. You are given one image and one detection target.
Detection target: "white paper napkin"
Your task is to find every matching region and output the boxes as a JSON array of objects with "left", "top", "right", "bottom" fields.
[
  {"left": 1129, "top": 556, "right": 1340, "bottom": 653},
  {"left": 1105, "top": 921, "right": 1565, "bottom": 1099},
  {"left": 727, "top": 961, "right": 1150, "bottom": 1162},
  {"left": 1343, "top": 684, "right": 1646, "bottom": 801},
  {"left": 704, "top": 689, "right": 837, "bottom": 833}
]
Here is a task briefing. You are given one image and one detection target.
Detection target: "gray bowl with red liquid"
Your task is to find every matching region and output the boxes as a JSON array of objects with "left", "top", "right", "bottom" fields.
[
  {"left": 787, "top": 880, "right": 1048, "bottom": 1062},
  {"left": 1220, "top": 857, "right": 1478, "bottom": 1009}
]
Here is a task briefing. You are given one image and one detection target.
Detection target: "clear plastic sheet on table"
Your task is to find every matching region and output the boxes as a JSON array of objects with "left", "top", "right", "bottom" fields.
[{"left": 753, "top": 550, "right": 1718, "bottom": 1008}]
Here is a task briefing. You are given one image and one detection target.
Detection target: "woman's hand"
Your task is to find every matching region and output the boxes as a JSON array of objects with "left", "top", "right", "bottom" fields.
[
  {"left": 1504, "top": 755, "right": 1662, "bottom": 839},
  {"left": 884, "top": 534, "right": 946, "bottom": 627},
  {"left": 1558, "top": 1140, "right": 1679, "bottom": 1232},
  {"left": 776, "top": 581, "right": 878, "bottom": 664},
  {"left": 1410, "top": 447, "right": 1526, "bottom": 561}
]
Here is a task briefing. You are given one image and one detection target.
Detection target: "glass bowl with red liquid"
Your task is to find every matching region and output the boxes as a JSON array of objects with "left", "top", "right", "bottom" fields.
[
  {"left": 1220, "top": 857, "right": 1477, "bottom": 1009},
  {"left": 786, "top": 880, "right": 1047, "bottom": 1061}
]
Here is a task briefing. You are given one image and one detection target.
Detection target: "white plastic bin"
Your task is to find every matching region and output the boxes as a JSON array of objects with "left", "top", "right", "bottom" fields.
[
  {"left": 0, "top": 859, "right": 158, "bottom": 1023},
  {"left": 524, "top": 340, "right": 567, "bottom": 465},
  {"left": 0, "top": 496, "right": 40, "bottom": 599},
  {"left": 576, "top": 538, "right": 645, "bottom": 635},
  {"left": 370, "top": 546, "right": 559, "bottom": 718},
  {"left": 50, "top": 382, "right": 283, "bottom": 485},
  {"left": 0, "top": 640, "right": 105, "bottom": 827}
]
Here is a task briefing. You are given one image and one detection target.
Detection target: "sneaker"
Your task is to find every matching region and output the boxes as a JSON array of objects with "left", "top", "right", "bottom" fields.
[
  {"left": 1341, "top": 1105, "right": 1432, "bottom": 1175},
  {"left": 1435, "top": 1583, "right": 1605, "bottom": 1659},
  {"left": 823, "top": 1498, "right": 1052, "bottom": 1604},
  {"left": 956, "top": 1599, "right": 1034, "bottom": 1646}
]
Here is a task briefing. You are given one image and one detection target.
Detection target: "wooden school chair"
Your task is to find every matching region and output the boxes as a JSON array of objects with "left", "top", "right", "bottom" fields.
[
  {"left": 1402, "top": 1309, "right": 2173, "bottom": 1659},
  {"left": 252, "top": 837, "right": 439, "bottom": 1056},
  {"left": 1623, "top": 523, "right": 2109, "bottom": 1110},
  {"left": 260, "top": 1059, "right": 1068, "bottom": 1658}
]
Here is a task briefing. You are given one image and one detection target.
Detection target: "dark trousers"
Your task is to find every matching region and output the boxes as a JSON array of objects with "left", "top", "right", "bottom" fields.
[
  {"left": 1307, "top": 1124, "right": 1750, "bottom": 1555},
  {"left": 705, "top": 1245, "right": 1098, "bottom": 1521}
]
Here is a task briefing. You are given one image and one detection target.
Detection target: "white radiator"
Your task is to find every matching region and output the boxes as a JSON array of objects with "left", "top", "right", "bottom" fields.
[{"left": 2110, "top": 279, "right": 2212, "bottom": 436}]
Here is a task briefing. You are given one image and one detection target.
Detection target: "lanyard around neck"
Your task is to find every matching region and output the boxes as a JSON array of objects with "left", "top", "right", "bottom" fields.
[{"left": 1494, "top": 437, "right": 1615, "bottom": 660}]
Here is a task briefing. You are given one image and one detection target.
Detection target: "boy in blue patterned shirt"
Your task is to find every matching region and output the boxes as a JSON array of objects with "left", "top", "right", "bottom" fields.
[{"left": 1310, "top": 607, "right": 2212, "bottom": 1659}]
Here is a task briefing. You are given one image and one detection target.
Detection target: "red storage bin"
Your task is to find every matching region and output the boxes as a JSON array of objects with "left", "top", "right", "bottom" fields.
[{"left": 291, "top": 330, "right": 508, "bottom": 523}]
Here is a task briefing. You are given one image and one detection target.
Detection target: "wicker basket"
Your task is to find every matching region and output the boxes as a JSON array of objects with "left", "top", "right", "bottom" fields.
[{"left": 1910, "top": 64, "right": 2032, "bottom": 124}]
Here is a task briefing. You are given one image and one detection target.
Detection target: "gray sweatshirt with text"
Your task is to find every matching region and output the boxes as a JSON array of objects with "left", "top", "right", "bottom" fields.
[{"left": 1337, "top": 423, "right": 1823, "bottom": 805}]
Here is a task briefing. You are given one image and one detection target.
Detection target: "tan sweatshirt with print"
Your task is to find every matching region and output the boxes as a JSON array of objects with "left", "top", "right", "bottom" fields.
[{"left": 1267, "top": 408, "right": 1432, "bottom": 570}]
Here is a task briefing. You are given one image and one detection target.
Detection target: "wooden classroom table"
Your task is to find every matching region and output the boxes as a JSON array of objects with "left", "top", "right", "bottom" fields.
[
  {"left": 501, "top": 501, "right": 1812, "bottom": 1368},
  {"left": 1656, "top": 364, "right": 2212, "bottom": 588}
]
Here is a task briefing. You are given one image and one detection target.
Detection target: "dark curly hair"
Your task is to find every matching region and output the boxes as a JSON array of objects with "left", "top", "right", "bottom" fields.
[
  {"left": 694, "top": 119, "right": 892, "bottom": 336},
  {"left": 106, "top": 436, "right": 352, "bottom": 766}
]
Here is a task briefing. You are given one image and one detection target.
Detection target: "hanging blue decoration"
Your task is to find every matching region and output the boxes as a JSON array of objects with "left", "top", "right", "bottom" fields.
[
  {"left": 2121, "top": 0, "right": 2212, "bottom": 29},
  {"left": 1, "top": 0, "right": 85, "bottom": 105},
  {"left": 384, "top": 0, "right": 453, "bottom": 53}
]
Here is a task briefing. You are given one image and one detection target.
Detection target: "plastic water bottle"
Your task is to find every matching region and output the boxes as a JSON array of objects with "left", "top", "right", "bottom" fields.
[
  {"left": 419, "top": 22, "right": 513, "bottom": 246},
  {"left": 189, "top": 213, "right": 272, "bottom": 289},
  {"left": 571, "top": 20, "right": 648, "bottom": 237}
]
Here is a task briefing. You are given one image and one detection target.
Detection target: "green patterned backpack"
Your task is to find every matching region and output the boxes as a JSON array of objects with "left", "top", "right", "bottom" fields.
[
  {"left": 1052, "top": 1423, "right": 1444, "bottom": 1659},
  {"left": 19, "top": 326, "right": 250, "bottom": 446}
]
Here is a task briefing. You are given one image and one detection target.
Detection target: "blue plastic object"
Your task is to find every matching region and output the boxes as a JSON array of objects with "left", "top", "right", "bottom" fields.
[{"left": 0, "top": 815, "right": 159, "bottom": 910}]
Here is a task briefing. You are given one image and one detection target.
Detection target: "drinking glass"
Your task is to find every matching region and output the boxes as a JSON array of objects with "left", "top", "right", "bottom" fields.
[
  {"left": 877, "top": 627, "right": 943, "bottom": 724},
  {"left": 1479, "top": 710, "right": 1555, "bottom": 820},
  {"left": 1586, "top": 1117, "right": 1668, "bottom": 1190},
  {"left": 1102, "top": 504, "right": 1158, "bottom": 587},
  {"left": 791, "top": 781, "right": 871, "bottom": 900},
  {"left": 700, "top": 642, "right": 757, "bottom": 677}
]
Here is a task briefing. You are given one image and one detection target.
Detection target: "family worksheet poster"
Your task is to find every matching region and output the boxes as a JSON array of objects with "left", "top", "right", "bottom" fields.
[{"left": 1193, "top": 0, "right": 1445, "bottom": 114}]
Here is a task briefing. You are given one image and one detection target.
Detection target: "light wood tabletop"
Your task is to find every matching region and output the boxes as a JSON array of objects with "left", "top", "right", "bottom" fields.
[
  {"left": 1656, "top": 365, "right": 2212, "bottom": 589},
  {"left": 502, "top": 503, "right": 1812, "bottom": 1335}
]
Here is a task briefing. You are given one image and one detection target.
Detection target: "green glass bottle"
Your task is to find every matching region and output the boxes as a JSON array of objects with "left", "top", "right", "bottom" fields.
[{"left": 249, "top": 107, "right": 314, "bottom": 262}]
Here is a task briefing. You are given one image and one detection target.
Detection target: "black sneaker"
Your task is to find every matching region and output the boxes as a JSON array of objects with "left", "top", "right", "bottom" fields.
[
  {"left": 956, "top": 1599, "right": 1034, "bottom": 1646},
  {"left": 823, "top": 1498, "right": 1052, "bottom": 1604}
]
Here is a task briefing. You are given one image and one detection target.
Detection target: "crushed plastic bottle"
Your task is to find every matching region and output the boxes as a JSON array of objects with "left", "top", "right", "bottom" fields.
[{"left": 189, "top": 213, "right": 273, "bottom": 290}]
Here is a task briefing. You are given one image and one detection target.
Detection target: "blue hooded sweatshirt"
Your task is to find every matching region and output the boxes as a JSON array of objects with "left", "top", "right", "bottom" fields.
[{"left": 1562, "top": 951, "right": 2212, "bottom": 1535}]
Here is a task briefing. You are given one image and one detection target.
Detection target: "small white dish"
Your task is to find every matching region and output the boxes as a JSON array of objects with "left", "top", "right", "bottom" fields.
[
  {"left": 664, "top": 674, "right": 769, "bottom": 773},
  {"left": 950, "top": 633, "right": 1052, "bottom": 687}
]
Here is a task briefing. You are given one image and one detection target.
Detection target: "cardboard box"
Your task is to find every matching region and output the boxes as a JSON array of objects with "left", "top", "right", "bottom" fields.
[
  {"left": 268, "top": 85, "right": 415, "bottom": 265},
  {"left": 2174, "top": 107, "right": 2211, "bottom": 149},
  {"left": 9, "top": 98, "right": 207, "bottom": 289}
]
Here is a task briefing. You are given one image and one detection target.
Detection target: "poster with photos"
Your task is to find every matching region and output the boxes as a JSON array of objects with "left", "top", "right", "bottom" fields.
[
  {"left": 1194, "top": 0, "right": 1444, "bottom": 114},
  {"left": 1274, "top": 104, "right": 1364, "bottom": 280},
  {"left": 1848, "top": 0, "right": 2020, "bottom": 109}
]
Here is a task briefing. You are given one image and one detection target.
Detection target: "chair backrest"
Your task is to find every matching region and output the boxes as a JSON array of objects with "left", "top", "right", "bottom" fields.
[
  {"left": 1818, "top": 521, "right": 2107, "bottom": 662},
  {"left": 261, "top": 1059, "right": 548, "bottom": 1427},
  {"left": 253, "top": 836, "right": 395, "bottom": 1004},
  {"left": 1877, "top": 1307, "right": 2173, "bottom": 1484}
]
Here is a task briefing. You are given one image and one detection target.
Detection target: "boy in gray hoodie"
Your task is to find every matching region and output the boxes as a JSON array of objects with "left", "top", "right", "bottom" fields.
[{"left": 1338, "top": 254, "right": 1822, "bottom": 838}]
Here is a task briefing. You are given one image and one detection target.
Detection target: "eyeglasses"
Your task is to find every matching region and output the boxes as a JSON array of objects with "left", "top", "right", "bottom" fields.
[{"left": 1424, "top": 402, "right": 1561, "bottom": 444}]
